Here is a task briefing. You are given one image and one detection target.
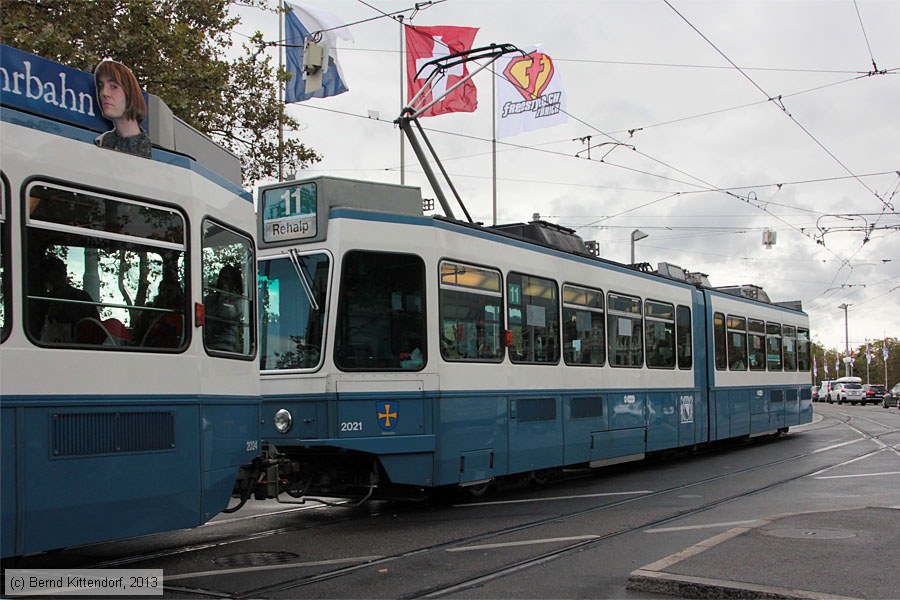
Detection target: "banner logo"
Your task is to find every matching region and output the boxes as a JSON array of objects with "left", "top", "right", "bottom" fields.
[{"left": 503, "top": 51, "right": 555, "bottom": 101}]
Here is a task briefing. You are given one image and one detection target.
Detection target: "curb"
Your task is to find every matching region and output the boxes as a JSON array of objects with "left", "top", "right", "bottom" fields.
[{"left": 626, "top": 514, "right": 862, "bottom": 600}]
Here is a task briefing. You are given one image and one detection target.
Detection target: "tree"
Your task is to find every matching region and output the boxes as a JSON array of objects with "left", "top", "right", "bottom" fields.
[{"left": 0, "top": 0, "right": 319, "bottom": 187}]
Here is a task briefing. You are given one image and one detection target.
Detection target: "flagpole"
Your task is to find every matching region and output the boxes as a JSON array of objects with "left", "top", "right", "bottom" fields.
[
  {"left": 399, "top": 15, "right": 405, "bottom": 185},
  {"left": 492, "top": 69, "right": 497, "bottom": 226},
  {"left": 278, "top": 0, "right": 284, "bottom": 182}
]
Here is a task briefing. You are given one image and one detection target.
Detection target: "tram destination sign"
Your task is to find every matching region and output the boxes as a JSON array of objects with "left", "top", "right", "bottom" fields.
[{"left": 262, "top": 182, "right": 318, "bottom": 243}]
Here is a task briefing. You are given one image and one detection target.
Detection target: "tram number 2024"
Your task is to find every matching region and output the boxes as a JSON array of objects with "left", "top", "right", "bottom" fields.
[
  {"left": 246, "top": 440, "right": 259, "bottom": 452},
  {"left": 340, "top": 421, "right": 363, "bottom": 432}
]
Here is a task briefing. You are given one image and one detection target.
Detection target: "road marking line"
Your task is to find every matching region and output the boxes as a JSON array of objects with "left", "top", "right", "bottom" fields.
[
  {"left": 814, "top": 470, "right": 900, "bottom": 480},
  {"left": 811, "top": 438, "right": 866, "bottom": 454},
  {"left": 447, "top": 535, "right": 600, "bottom": 552},
  {"left": 454, "top": 490, "right": 652, "bottom": 507},
  {"left": 164, "top": 555, "right": 383, "bottom": 581},
  {"left": 645, "top": 519, "right": 762, "bottom": 533}
]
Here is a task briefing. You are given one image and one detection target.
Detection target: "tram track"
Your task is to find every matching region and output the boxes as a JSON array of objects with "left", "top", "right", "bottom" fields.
[
  {"left": 14, "top": 409, "right": 889, "bottom": 599},
  {"left": 231, "top": 436, "right": 897, "bottom": 599},
  {"left": 77, "top": 436, "right": 791, "bottom": 574},
  {"left": 161, "top": 412, "right": 896, "bottom": 599}
]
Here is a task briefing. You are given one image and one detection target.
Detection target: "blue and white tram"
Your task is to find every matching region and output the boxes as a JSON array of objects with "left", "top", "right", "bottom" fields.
[
  {"left": 255, "top": 175, "right": 811, "bottom": 499},
  {"left": 0, "top": 46, "right": 259, "bottom": 557}
]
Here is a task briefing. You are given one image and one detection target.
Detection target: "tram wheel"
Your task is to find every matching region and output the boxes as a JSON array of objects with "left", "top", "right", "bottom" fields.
[
  {"left": 529, "top": 469, "right": 554, "bottom": 486},
  {"left": 465, "top": 482, "right": 492, "bottom": 497}
]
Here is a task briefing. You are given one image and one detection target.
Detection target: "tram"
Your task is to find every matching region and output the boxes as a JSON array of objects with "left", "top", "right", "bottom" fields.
[
  {"left": 255, "top": 175, "right": 812, "bottom": 500},
  {"left": 0, "top": 45, "right": 259, "bottom": 557}
]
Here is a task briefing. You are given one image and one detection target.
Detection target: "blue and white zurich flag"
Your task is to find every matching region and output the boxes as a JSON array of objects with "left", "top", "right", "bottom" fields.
[{"left": 284, "top": 3, "right": 353, "bottom": 103}]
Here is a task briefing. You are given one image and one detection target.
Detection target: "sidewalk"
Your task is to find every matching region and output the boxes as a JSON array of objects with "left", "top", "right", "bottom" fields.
[{"left": 628, "top": 507, "right": 900, "bottom": 599}]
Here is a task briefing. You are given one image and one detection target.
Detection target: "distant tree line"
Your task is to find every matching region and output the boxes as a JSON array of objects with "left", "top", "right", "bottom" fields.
[{"left": 811, "top": 337, "right": 899, "bottom": 386}]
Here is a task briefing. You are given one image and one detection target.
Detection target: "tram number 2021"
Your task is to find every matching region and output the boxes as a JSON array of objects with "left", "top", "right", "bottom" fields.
[{"left": 341, "top": 421, "right": 363, "bottom": 432}]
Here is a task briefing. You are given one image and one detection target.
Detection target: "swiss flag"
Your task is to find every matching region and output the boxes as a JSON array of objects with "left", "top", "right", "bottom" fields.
[{"left": 405, "top": 25, "right": 479, "bottom": 117}]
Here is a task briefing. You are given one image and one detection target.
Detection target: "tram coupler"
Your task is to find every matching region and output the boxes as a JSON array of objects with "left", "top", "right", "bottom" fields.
[{"left": 253, "top": 444, "right": 302, "bottom": 500}]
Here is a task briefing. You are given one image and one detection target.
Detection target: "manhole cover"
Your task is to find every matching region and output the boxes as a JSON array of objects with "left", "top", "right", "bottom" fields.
[
  {"left": 764, "top": 528, "right": 856, "bottom": 540},
  {"left": 214, "top": 551, "right": 300, "bottom": 567}
]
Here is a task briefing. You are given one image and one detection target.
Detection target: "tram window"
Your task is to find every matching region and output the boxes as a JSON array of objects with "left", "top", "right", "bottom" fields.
[
  {"left": 676, "top": 305, "right": 692, "bottom": 369},
  {"left": 439, "top": 261, "right": 503, "bottom": 362},
  {"left": 727, "top": 315, "right": 748, "bottom": 370},
  {"left": 0, "top": 177, "right": 8, "bottom": 343},
  {"left": 25, "top": 183, "right": 187, "bottom": 349},
  {"left": 608, "top": 292, "right": 643, "bottom": 368},
  {"left": 507, "top": 272, "right": 559, "bottom": 364},
  {"left": 335, "top": 251, "right": 425, "bottom": 370},
  {"left": 782, "top": 325, "right": 797, "bottom": 371},
  {"left": 766, "top": 322, "right": 783, "bottom": 370},
  {"left": 562, "top": 284, "right": 605, "bottom": 366},
  {"left": 713, "top": 312, "right": 727, "bottom": 370},
  {"left": 258, "top": 253, "right": 329, "bottom": 371},
  {"left": 797, "top": 328, "right": 811, "bottom": 371},
  {"left": 202, "top": 220, "right": 255, "bottom": 357},
  {"left": 748, "top": 319, "right": 766, "bottom": 371},
  {"left": 645, "top": 300, "right": 675, "bottom": 369}
]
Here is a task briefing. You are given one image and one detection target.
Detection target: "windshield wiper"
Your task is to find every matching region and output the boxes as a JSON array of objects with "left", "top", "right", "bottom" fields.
[{"left": 288, "top": 248, "right": 320, "bottom": 312}]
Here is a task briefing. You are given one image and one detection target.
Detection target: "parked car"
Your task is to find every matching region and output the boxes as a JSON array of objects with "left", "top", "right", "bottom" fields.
[
  {"left": 812, "top": 385, "right": 820, "bottom": 402},
  {"left": 883, "top": 383, "right": 900, "bottom": 409},
  {"left": 862, "top": 384, "right": 886, "bottom": 406},
  {"left": 830, "top": 377, "right": 864, "bottom": 404}
]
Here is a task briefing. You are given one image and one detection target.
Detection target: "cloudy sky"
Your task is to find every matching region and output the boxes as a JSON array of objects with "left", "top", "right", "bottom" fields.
[{"left": 233, "top": 0, "right": 899, "bottom": 353}]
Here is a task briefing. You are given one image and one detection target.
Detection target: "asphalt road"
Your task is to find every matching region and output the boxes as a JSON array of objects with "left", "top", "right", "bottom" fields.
[{"left": 4, "top": 402, "right": 899, "bottom": 599}]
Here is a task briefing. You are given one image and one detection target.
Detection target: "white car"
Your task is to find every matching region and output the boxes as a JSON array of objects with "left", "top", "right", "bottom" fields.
[{"left": 829, "top": 377, "right": 864, "bottom": 404}]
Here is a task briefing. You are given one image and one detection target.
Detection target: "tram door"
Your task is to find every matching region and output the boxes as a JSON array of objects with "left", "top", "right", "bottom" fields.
[{"left": 508, "top": 395, "right": 563, "bottom": 474}]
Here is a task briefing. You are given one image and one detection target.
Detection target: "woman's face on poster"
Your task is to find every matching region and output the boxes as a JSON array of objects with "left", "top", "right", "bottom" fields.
[{"left": 97, "top": 75, "right": 127, "bottom": 121}]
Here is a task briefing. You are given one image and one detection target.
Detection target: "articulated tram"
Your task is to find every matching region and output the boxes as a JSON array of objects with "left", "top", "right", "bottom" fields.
[
  {"left": 0, "top": 46, "right": 259, "bottom": 557},
  {"left": 256, "top": 176, "right": 812, "bottom": 500}
]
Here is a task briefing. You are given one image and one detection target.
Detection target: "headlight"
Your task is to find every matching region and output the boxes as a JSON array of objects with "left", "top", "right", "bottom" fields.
[{"left": 273, "top": 409, "right": 293, "bottom": 433}]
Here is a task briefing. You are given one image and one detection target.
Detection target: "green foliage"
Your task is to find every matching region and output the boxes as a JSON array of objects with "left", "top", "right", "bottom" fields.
[
  {"left": 0, "top": 0, "right": 320, "bottom": 186},
  {"left": 812, "top": 336, "right": 900, "bottom": 386}
]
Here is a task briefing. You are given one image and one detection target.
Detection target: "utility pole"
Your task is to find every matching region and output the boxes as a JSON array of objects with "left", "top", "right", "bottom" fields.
[{"left": 838, "top": 303, "right": 851, "bottom": 377}]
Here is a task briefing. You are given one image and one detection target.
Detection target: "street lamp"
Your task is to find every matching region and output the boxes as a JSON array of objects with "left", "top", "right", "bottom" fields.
[
  {"left": 838, "top": 303, "right": 851, "bottom": 377},
  {"left": 631, "top": 229, "right": 649, "bottom": 265}
]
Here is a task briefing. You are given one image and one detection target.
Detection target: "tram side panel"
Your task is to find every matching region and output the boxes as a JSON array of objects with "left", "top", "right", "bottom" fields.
[{"left": 427, "top": 219, "right": 701, "bottom": 485}]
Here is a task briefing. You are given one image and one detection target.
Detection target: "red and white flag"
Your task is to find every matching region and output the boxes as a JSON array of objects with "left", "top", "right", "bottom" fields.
[{"left": 405, "top": 25, "right": 478, "bottom": 117}]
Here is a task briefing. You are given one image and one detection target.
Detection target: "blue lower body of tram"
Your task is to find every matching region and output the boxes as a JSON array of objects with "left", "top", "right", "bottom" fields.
[
  {"left": 262, "top": 381, "right": 809, "bottom": 498},
  {"left": 1, "top": 397, "right": 257, "bottom": 557}
]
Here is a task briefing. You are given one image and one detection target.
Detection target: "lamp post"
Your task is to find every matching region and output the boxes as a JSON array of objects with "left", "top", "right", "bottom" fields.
[
  {"left": 838, "top": 303, "right": 851, "bottom": 377},
  {"left": 631, "top": 229, "right": 648, "bottom": 265}
]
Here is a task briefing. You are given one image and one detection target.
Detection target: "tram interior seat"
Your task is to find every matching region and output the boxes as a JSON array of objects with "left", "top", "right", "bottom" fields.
[
  {"left": 75, "top": 317, "right": 131, "bottom": 345},
  {"left": 140, "top": 313, "right": 184, "bottom": 348}
]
